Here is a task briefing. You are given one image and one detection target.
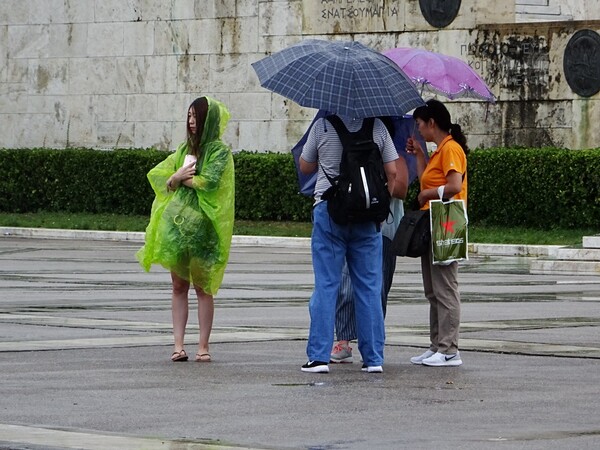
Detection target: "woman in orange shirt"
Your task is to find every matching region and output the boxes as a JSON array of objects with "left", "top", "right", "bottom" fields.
[{"left": 406, "top": 99, "right": 468, "bottom": 367}]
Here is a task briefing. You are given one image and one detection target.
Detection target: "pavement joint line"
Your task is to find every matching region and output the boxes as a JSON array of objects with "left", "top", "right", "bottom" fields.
[
  {"left": 383, "top": 335, "right": 600, "bottom": 357},
  {"left": 0, "top": 330, "right": 309, "bottom": 352},
  {"left": 3, "top": 313, "right": 599, "bottom": 331},
  {"left": 2, "top": 313, "right": 599, "bottom": 357},
  {"left": 0, "top": 313, "right": 173, "bottom": 330},
  {"left": 0, "top": 423, "right": 267, "bottom": 450},
  {"left": 2, "top": 331, "right": 598, "bottom": 358},
  {"left": 0, "top": 226, "right": 564, "bottom": 257}
]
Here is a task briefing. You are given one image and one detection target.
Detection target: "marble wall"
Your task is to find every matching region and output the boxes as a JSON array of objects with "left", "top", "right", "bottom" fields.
[{"left": 0, "top": 0, "right": 598, "bottom": 151}]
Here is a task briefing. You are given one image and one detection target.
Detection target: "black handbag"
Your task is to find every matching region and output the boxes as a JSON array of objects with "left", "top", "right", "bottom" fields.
[{"left": 391, "top": 209, "right": 431, "bottom": 257}]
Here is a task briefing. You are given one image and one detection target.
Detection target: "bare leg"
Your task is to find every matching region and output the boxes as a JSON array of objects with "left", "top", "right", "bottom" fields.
[
  {"left": 195, "top": 286, "right": 214, "bottom": 357},
  {"left": 171, "top": 272, "right": 190, "bottom": 353}
]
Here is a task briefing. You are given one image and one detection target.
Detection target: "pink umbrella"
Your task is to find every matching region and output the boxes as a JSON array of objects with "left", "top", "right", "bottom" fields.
[{"left": 383, "top": 47, "right": 495, "bottom": 102}]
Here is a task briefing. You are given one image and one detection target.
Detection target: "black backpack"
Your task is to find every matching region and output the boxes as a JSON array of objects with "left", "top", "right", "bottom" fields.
[{"left": 321, "top": 115, "right": 391, "bottom": 226}]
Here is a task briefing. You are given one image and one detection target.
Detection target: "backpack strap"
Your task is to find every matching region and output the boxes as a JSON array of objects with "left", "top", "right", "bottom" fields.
[
  {"left": 319, "top": 159, "right": 336, "bottom": 186},
  {"left": 359, "top": 117, "right": 376, "bottom": 141},
  {"left": 325, "top": 115, "right": 349, "bottom": 147},
  {"left": 318, "top": 115, "right": 349, "bottom": 186},
  {"left": 318, "top": 115, "right": 377, "bottom": 187}
]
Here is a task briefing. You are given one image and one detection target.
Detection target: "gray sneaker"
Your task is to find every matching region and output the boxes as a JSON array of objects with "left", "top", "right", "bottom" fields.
[{"left": 330, "top": 342, "right": 353, "bottom": 363}]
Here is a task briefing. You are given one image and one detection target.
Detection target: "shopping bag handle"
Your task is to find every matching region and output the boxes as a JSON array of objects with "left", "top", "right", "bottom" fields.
[{"left": 436, "top": 185, "right": 452, "bottom": 203}]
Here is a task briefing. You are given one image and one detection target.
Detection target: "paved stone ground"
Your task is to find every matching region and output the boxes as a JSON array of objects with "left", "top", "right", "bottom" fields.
[{"left": 1, "top": 236, "right": 599, "bottom": 450}]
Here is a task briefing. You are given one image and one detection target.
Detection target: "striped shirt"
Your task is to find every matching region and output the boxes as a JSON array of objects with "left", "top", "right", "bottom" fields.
[{"left": 301, "top": 116, "right": 398, "bottom": 202}]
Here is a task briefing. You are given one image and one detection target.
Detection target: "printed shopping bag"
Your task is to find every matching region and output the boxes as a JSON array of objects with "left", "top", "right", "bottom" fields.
[{"left": 429, "top": 199, "right": 468, "bottom": 264}]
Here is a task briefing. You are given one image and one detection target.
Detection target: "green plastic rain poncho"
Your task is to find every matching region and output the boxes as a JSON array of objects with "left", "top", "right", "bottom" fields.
[{"left": 136, "top": 97, "right": 235, "bottom": 295}]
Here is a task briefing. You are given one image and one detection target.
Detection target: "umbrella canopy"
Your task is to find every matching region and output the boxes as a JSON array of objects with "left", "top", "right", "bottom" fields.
[
  {"left": 252, "top": 39, "right": 425, "bottom": 119},
  {"left": 382, "top": 47, "right": 495, "bottom": 102}
]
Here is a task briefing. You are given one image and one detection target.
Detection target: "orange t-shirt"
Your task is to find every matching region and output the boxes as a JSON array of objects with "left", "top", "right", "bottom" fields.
[{"left": 420, "top": 135, "right": 467, "bottom": 210}]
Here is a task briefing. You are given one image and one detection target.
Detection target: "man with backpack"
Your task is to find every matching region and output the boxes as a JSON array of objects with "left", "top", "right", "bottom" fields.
[
  {"left": 330, "top": 115, "right": 421, "bottom": 364},
  {"left": 299, "top": 114, "right": 398, "bottom": 374}
]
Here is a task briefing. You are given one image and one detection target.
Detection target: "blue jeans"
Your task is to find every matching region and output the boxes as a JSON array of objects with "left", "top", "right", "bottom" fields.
[
  {"left": 306, "top": 202, "right": 385, "bottom": 366},
  {"left": 335, "top": 235, "right": 396, "bottom": 341}
]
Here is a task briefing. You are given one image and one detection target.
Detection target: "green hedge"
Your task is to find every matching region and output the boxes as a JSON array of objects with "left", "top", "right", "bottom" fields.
[
  {"left": 468, "top": 147, "right": 600, "bottom": 228},
  {"left": 0, "top": 148, "right": 160, "bottom": 215},
  {"left": 1, "top": 147, "right": 599, "bottom": 228},
  {"left": 234, "top": 151, "right": 312, "bottom": 221},
  {"left": 0, "top": 148, "right": 313, "bottom": 221}
]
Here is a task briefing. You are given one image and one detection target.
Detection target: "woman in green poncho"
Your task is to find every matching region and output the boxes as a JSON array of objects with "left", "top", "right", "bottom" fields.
[{"left": 137, "top": 97, "right": 235, "bottom": 363}]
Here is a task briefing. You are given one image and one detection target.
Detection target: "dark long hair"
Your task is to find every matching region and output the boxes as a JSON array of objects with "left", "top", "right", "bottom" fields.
[
  {"left": 412, "top": 99, "right": 468, "bottom": 155},
  {"left": 187, "top": 97, "right": 209, "bottom": 157}
]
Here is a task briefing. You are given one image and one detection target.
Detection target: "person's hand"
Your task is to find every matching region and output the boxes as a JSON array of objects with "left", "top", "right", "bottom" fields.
[
  {"left": 175, "top": 161, "right": 196, "bottom": 182},
  {"left": 406, "top": 137, "right": 423, "bottom": 156},
  {"left": 167, "top": 162, "right": 196, "bottom": 190}
]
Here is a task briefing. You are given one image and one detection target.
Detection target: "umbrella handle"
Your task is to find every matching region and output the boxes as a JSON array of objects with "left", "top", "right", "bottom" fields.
[{"left": 411, "top": 120, "right": 418, "bottom": 139}]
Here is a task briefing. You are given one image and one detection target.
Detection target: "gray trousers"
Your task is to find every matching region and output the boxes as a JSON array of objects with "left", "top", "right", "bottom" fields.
[{"left": 420, "top": 248, "right": 461, "bottom": 354}]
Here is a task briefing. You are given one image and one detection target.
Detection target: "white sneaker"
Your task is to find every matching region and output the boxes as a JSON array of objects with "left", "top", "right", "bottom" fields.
[
  {"left": 410, "top": 349, "right": 435, "bottom": 365},
  {"left": 361, "top": 364, "right": 383, "bottom": 373},
  {"left": 422, "top": 351, "right": 463, "bottom": 367}
]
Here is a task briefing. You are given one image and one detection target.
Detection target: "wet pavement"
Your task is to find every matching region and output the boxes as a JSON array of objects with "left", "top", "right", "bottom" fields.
[{"left": 1, "top": 234, "right": 600, "bottom": 450}]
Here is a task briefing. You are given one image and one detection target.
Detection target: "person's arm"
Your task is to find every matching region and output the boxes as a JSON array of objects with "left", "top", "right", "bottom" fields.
[
  {"left": 146, "top": 151, "right": 181, "bottom": 198},
  {"left": 440, "top": 170, "right": 463, "bottom": 198},
  {"left": 383, "top": 161, "right": 397, "bottom": 195},
  {"left": 417, "top": 170, "right": 462, "bottom": 206},
  {"left": 391, "top": 157, "right": 409, "bottom": 199},
  {"left": 167, "top": 161, "right": 196, "bottom": 191},
  {"left": 375, "top": 119, "right": 400, "bottom": 197},
  {"left": 299, "top": 156, "right": 317, "bottom": 175},
  {"left": 299, "top": 119, "right": 320, "bottom": 175}
]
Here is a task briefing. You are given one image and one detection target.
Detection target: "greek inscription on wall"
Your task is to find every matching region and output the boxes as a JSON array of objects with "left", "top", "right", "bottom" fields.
[
  {"left": 463, "top": 34, "right": 550, "bottom": 99},
  {"left": 303, "top": 0, "right": 404, "bottom": 34}
]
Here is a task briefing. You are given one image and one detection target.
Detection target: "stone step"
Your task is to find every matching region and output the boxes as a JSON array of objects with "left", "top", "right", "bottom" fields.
[
  {"left": 546, "top": 247, "right": 600, "bottom": 260},
  {"left": 583, "top": 235, "right": 600, "bottom": 249},
  {"left": 530, "top": 259, "right": 600, "bottom": 276},
  {"left": 529, "top": 238, "right": 600, "bottom": 275}
]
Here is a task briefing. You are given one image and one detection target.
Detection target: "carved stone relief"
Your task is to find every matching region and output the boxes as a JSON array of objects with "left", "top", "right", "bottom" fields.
[
  {"left": 419, "top": 0, "right": 461, "bottom": 28},
  {"left": 563, "top": 29, "right": 600, "bottom": 97}
]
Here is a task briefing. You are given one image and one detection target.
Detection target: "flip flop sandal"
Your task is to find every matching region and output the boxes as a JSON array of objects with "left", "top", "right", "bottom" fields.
[
  {"left": 195, "top": 353, "right": 212, "bottom": 363},
  {"left": 171, "top": 349, "right": 188, "bottom": 362}
]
